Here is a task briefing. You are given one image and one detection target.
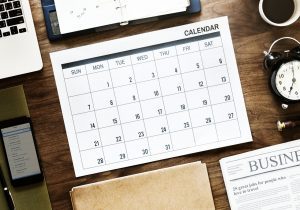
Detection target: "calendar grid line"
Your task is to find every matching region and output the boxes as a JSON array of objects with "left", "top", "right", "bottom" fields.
[
  {"left": 174, "top": 46, "right": 197, "bottom": 145},
  {"left": 151, "top": 50, "right": 175, "bottom": 152},
  {"left": 76, "top": 115, "right": 238, "bottom": 148},
  {"left": 71, "top": 99, "right": 236, "bottom": 126},
  {"left": 219, "top": 33, "right": 242, "bottom": 139},
  {"left": 106, "top": 61, "right": 130, "bottom": 162},
  {"left": 79, "top": 132, "right": 242, "bottom": 170},
  {"left": 128, "top": 55, "right": 152, "bottom": 157},
  {"left": 83, "top": 65, "right": 107, "bottom": 166},
  {"left": 198, "top": 42, "right": 220, "bottom": 142}
]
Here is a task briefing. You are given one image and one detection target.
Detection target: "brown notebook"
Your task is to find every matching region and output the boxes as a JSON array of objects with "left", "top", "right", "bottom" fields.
[{"left": 70, "top": 162, "right": 215, "bottom": 210}]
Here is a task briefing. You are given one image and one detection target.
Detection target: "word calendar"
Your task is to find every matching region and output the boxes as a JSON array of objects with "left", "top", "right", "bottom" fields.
[{"left": 50, "top": 17, "right": 252, "bottom": 177}]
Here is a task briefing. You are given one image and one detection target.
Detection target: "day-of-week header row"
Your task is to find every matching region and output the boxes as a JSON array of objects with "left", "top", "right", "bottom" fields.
[{"left": 63, "top": 37, "right": 222, "bottom": 78}]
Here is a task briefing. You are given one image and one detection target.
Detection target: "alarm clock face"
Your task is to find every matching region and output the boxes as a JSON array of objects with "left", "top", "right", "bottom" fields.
[{"left": 275, "top": 60, "right": 300, "bottom": 101}]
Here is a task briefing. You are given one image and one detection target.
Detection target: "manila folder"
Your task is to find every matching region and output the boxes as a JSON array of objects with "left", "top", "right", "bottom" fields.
[{"left": 70, "top": 162, "right": 215, "bottom": 210}]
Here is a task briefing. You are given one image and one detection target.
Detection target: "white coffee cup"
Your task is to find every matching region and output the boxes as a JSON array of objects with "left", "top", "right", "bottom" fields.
[{"left": 259, "top": 0, "right": 300, "bottom": 26}]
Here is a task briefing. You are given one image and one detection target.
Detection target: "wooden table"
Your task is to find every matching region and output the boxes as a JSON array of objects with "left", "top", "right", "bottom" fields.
[{"left": 1, "top": 0, "right": 300, "bottom": 209}]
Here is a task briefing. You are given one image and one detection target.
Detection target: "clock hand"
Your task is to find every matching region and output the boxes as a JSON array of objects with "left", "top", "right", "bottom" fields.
[
  {"left": 289, "top": 82, "right": 294, "bottom": 95},
  {"left": 289, "top": 65, "right": 296, "bottom": 95},
  {"left": 292, "top": 67, "right": 296, "bottom": 80}
]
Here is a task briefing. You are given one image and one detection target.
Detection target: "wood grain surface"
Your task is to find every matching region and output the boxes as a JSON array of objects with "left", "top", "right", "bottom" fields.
[{"left": 1, "top": 0, "right": 300, "bottom": 209}]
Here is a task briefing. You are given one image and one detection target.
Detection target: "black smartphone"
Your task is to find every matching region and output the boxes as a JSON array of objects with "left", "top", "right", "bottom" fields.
[{"left": 0, "top": 117, "right": 44, "bottom": 186}]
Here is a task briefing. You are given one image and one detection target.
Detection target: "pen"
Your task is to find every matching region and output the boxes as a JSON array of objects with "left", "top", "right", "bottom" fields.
[
  {"left": 277, "top": 120, "right": 300, "bottom": 131},
  {"left": 0, "top": 166, "right": 15, "bottom": 210}
]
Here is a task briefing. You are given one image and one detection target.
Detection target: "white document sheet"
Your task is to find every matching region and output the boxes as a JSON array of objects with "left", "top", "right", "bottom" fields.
[
  {"left": 50, "top": 16, "right": 252, "bottom": 177},
  {"left": 54, "top": 0, "right": 190, "bottom": 34},
  {"left": 122, "top": 0, "right": 190, "bottom": 21},
  {"left": 220, "top": 140, "right": 300, "bottom": 210}
]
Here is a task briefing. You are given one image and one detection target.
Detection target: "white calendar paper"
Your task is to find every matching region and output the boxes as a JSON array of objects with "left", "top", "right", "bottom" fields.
[
  {"left": 54, "top": 0, "right": 189, "bottom": 34},
  {"left": 50, "top": 16, "right": 252, "bottom": 177}
]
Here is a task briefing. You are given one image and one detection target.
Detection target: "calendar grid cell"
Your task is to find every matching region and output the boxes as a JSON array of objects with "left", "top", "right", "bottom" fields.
[
  {"left": 63, "top": 66, "right": 86, "bottom": 79},
  {"left": 107, "top": 62, "right": 132, "bottom": 70},
  {"left": 85, "top": 60, "right": 110, "bottom": 74}
]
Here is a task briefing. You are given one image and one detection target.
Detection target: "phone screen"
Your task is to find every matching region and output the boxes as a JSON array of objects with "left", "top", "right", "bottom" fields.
[{"left": 1, "top": 122, "right": 41, "bottom": 181}]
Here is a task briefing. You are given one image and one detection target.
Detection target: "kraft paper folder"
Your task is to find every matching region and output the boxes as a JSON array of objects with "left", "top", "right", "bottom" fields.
[
  {"left": 70, "top": 162, "right": 215, "bottom": 210},
  {"left": 0, "top": 85, "right": 52, "bottom": 210}
]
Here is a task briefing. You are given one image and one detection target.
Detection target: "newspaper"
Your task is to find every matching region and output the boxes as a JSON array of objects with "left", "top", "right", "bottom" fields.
[{"left": 220, "top": 140, "right": 300, "bottom": 210}]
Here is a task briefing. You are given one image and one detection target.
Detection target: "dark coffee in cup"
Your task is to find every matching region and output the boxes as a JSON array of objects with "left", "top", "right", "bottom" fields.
[{"left": 262, "top": 0, "right": 295, "bottom": 24}]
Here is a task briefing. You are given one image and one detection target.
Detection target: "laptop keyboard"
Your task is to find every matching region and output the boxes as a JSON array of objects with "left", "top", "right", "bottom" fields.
[{"left": 0, "top": 0, "right": 27, "bottom": 38}]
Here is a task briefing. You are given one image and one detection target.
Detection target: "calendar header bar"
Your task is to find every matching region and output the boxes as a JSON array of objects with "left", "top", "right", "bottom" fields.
[{"left": 61, "top": 32, "right": 221, "bottom": 70}]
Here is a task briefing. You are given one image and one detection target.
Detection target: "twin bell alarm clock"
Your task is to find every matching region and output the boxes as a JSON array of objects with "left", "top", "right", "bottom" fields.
[{"left": 264, "top": 37, "right": 300, "bottom": 109}]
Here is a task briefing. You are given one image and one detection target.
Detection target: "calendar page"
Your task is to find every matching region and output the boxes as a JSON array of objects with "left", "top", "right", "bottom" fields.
[{"left": 50, "top": 16, "right": 252, "bottom": 177}]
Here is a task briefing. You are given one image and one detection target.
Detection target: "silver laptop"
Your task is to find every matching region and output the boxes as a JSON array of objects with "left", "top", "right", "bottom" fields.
[{"left": 0, "top": 0, "right": 42, "bottom": 79}]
